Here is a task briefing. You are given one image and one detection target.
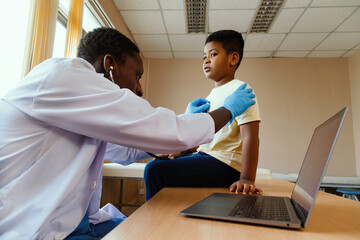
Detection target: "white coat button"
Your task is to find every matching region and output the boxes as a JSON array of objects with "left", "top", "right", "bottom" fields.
[
  {"left": 92, "top": 181, "right": 97, "bottom": 190},
  {"left": 55, "top": 233, "right": 66, "bottom": 240}
]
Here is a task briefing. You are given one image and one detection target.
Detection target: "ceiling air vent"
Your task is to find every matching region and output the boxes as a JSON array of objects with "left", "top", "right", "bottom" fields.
[
  {"left": 249, "top": 0, "right": 285, "bottom": 33},
  {"left": 186, "top": 0, "right": 207, "bottom": 33}
]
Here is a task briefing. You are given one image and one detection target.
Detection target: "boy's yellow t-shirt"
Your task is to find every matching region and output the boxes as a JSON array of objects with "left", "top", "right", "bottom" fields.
[{"left": 197, "top": 79, "right": 261, "bottom": 172}]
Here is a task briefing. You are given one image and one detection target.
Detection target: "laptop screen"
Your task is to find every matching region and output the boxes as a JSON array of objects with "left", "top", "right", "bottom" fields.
[{"left": 291, "top": 108, "right": 347, "bottom": 226}]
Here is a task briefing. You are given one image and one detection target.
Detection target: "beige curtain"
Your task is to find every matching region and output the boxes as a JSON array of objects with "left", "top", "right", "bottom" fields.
[
  {"left": 26, "top": 0, "right": 58, "bottom": 73},
  {"left": 64, "top": 0, "right": 84, "bottom": 58}
]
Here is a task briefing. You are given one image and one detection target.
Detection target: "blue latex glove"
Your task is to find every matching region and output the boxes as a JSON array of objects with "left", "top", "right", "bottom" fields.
[
  {"left": 221, "top": 83, "right": 255, "bottom": 124},
  {"left": 185, "top": 98, "right": 210, "bottom": 114}
]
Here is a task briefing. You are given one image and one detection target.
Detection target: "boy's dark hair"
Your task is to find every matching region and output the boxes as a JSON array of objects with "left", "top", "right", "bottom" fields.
[
  {"left": 77, "top": 27, "right": 139, "bottom": 64},
  {"left": 205, "top": 30, "right": 244, "bottom": 69}
]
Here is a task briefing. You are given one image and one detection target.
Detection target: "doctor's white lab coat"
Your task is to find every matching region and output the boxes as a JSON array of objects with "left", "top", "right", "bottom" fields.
[{"left": 0, "top": 58, "right": 214, "bottom": 240}]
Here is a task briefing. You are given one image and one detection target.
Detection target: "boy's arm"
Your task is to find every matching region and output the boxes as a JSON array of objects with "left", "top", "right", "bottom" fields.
[{"left": 229, "top": 121, "right": 262, "bottom": 195}]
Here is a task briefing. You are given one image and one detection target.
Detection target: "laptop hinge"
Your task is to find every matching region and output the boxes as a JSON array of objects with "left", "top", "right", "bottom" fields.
[{"left": 291, "top": 199, "right": 307, "bottom": 228}]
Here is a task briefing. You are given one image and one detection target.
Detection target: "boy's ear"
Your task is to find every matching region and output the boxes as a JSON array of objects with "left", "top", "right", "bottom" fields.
[{"left": 230, "top": 52, "right": 240, "bottom": 67}]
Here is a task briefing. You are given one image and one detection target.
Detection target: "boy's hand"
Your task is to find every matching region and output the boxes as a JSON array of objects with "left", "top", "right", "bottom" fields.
[
  {"left": 185, "top": 98, "right": 210, "bottom": 114},
  {"left": 156, "top": 148, "right": 196, "bottom": 160},
  {"left": 221, "top": 83, "right": 255, "bottom": 124},
  {"left": 156, "top": 151, "right": 183, "bottom": 160},
  {"left": 229, "top": 179, "right": 263, "bottom": 195},
  {"left": 153, "top": 154, "right": 174, "bottom": 160}
]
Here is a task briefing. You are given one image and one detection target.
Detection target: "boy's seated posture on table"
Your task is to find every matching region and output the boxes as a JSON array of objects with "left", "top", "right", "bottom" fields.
[{"left": 144, "top": 30, "right": 262, "bottom": 201}]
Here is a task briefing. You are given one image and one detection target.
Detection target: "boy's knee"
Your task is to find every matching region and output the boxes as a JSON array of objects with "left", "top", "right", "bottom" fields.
[{"left": 144, "top": 160, "right": 161, "bottom": 180}]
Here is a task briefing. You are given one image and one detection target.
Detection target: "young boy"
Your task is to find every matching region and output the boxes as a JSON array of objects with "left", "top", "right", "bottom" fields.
[{"left": 144, "top": 30, "right": 262, "bottom": 201}]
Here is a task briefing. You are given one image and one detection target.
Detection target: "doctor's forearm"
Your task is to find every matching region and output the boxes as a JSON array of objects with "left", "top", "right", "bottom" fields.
[{"left": 208, "top": 108, "right": 232, "bottom": 133}]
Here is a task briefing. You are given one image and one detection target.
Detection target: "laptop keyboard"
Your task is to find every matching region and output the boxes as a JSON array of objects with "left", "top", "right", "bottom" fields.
[{"left": 229, "top": 195, "right": 291, "bottom": 221}]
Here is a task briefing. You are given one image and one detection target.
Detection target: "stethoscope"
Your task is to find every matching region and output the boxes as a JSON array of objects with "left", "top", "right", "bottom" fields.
[
  {"left": 104, "top": 55, "right": 115, "bottom": 84},
  {"left": 109, "top": 66, "right": 115, "bottom": 83}
]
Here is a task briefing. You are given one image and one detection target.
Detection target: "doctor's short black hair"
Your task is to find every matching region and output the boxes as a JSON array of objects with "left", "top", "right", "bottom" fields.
[
  {"left": 77, "top": 27, "right": 140, "bottom": 64},
  {"left": 205, "top": 30, "right": 244, "bottom": 69}
]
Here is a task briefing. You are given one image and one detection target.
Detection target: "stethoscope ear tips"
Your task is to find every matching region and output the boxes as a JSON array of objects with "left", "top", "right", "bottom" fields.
[{"left": 109, "top": 66, "right": 115, "bottom": 83}]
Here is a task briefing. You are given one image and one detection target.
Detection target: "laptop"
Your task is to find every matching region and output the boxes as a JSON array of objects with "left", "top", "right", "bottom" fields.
[{"left": 181, "top": 107, "right": 348, "bottom": 229}]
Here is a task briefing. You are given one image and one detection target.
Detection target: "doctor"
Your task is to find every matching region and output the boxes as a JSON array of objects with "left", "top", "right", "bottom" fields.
[{"left": 0, "top": 27, "right": 255, "bottom": 239}]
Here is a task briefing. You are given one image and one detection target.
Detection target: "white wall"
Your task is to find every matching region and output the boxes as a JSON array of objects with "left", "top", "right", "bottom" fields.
[{"left": 348, "top": 51, "right": 360, "bottom": 176}]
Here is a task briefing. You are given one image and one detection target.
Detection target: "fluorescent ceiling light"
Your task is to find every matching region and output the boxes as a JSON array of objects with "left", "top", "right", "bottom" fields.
[
  {"left": 186, "top": 0, "right": 207, "bottom": 33},
  {"left": 249, "top": 0, "right": 285, "bottom": 33}
]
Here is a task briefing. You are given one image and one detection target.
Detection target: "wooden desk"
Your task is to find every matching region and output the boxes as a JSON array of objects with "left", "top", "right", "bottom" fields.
[{"left": 103, "top": 179, "right": 360, "bottom": 240}]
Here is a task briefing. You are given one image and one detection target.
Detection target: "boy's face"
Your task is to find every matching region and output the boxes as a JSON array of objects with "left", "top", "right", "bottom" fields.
[{"left": 202, "top": 41, "right": 233, "bottom": 82}]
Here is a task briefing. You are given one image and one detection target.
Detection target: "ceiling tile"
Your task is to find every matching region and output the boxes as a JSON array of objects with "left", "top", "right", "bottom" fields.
[
  {"left": 209, "top": 0, "right": 260, "bottom": 9},
  {"left": 336, "top": 8, "right": 360, "bottom": 32},
  {"left": 163, "top": 11, "right": 187, "bottom": 34},
  {"left": 159, "top": 0, "right": 184, "bottom": 10},
  {"left": 274, "top": 51, "right": 310, "bottom": 57},
  {"left": 114, "top": 0, "right": 360, "bottom": 59},
  {"left": 209, "top": 10, "right": 256, "bottom": 33},
  {"left": 308, "top": 51, "right": 346, "bottom": 57},
  {"left": 269, "top": 9, "right": 304, "bottom": 33},
  {"left": 284, "top": 0, "right": 311, "bottom": 8},
  {"left": 316, "top": 32, "right": 360, "bottom": 50},
  {"left": 133, "top": 35, "right": 171, "bottom": 51},
  {"left": 343, "top": 50, "right": 359, "bottom": 57},
  {"left": 121, "top": 11, "right": 166, "bottom": 34},
  {"left": 292, "top": 7, "right": 355, "bottom": 32},
  {"left": 173, "top": 52, "right": 203, "bottom": 58},
  {"left": 241, "top": 33, "right": 248, "bottom": 40},
  {"left": 142, "top": 52, "right": 173, "bottom": 59},
  {"left": 278, "top": 33, "right": 328, "bottom": 50},
  {"left": 243, "top": 52, "right": 273, "bottom": 58},
  {"left": 114, "top": 0, "right": 159, "bottom": 10},
  {"left": 310, "top": 0, "right": 360, "bottom": 7},
  {"left": 245, "top": 34, "right": 286, "bottom": 51},
  {"left": 169, "top": 34, "right": 206, "bottom": 51}
]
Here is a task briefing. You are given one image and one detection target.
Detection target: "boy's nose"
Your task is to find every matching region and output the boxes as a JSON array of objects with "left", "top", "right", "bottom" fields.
[{"left": 136, "top": 83, "right": 143, "bottom": 97}]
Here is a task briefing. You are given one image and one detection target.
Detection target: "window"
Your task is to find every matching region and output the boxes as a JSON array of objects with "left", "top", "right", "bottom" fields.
[
  {"left": 0, "top": 0, "right": 113, "bottom": 98},
  {"left": 82, "top": 2, "right": 104, "bottom": 33},
  {"left": 52, "top": 0, "right": 107, "bottom": 58},
  {"left": 0, "top": 1, "right": 32, "bottom": 97},
  {"left": 53, "top": 21, "right": 67, "bottom": 58},
  {"left": 52, "top": 0, "right": 69, "bottom": 58}
]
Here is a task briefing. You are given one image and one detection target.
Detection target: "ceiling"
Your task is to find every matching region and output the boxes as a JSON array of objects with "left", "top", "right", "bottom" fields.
[{"left": 113, "top": 0, "right": 360, "bottom": 59}]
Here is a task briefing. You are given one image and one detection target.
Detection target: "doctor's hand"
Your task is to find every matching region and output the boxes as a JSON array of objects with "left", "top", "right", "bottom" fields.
[
  {"left": 221, "top": 83, "right": 255, "bottom": 124},
  {"left": 229, "top": 179, "right": 263, "bottom": 195},
  {"left": 185, "top": 98, "right": 210, "bottom": 114}
]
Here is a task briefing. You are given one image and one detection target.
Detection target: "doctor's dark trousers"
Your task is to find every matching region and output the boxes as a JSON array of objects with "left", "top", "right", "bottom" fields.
[
  {"left": 144, "top": 152, "right": 240, "bottom": 201},
  {"left": 65, "top": 212, "right": 123, "bottom": 240}
]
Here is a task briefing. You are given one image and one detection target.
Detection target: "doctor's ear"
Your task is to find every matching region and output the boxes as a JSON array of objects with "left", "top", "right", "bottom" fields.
[{"left": 103, "top": 54, "right": 116, "bottom": 74}]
